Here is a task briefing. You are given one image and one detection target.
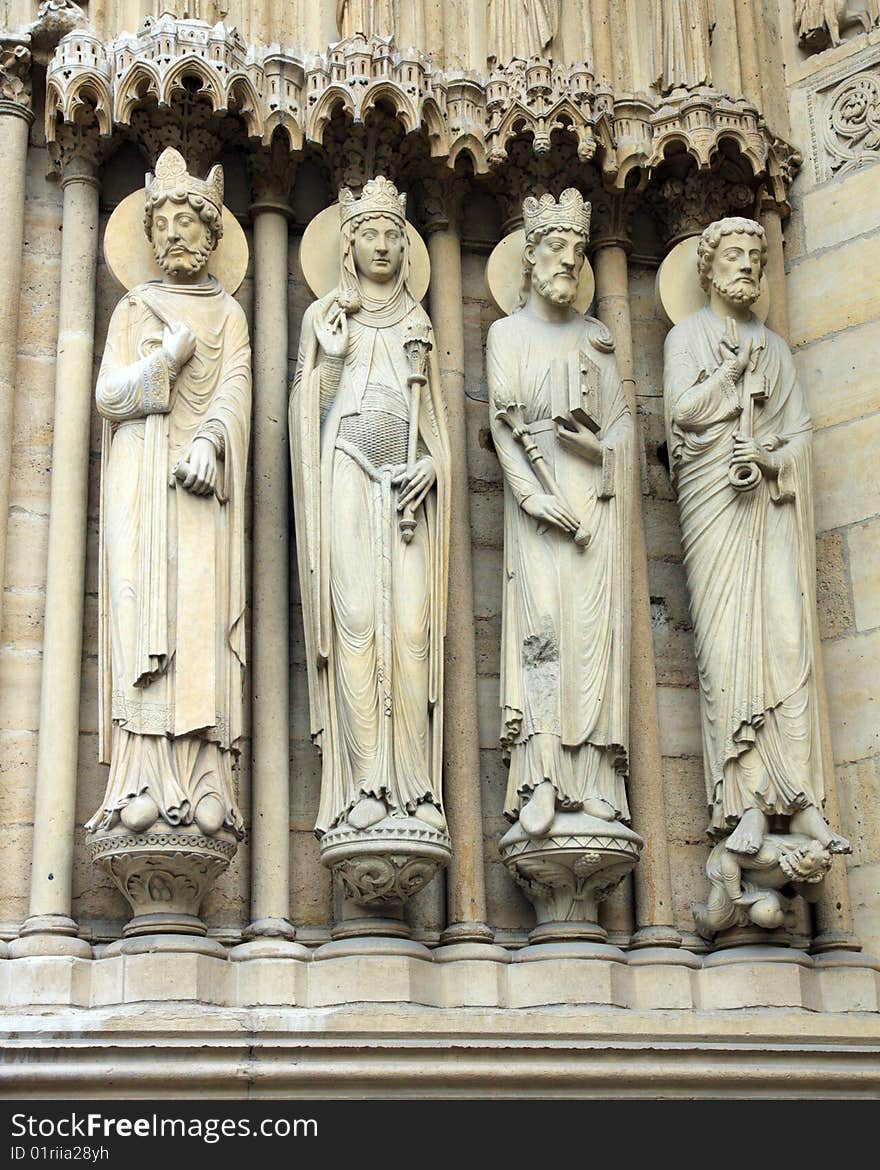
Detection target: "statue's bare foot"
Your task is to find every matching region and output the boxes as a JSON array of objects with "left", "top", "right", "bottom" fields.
[
  {"left": 520, "top": 780, "right": 557, "bottom": 839},
  {"left": 120, "top": 793, "right": 159, "bottom": 833},
  {"left": 347, "top": 796, "right": 387, "bottom": 830},
  {"left": 790, "top": 805, "right": 852, "bottom": 854},
  {"left": 414, "top": 801, "right": 446, "bottom": 831},
  {"left": 582, "top": 796, "right": 616, "bottom": 822},
  {"left": 726, "top": 807, "right": 766, "bottom": 855}
]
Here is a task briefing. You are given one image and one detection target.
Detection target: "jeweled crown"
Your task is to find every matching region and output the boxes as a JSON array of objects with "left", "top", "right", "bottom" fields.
[
  {"left": 145, "top": 147, "right": 224, "bottom": 214},
  {"left": 523, "top": 188, "right": 591, "bottom": 241},
  {"left": 339, "top": 176, "right": 406, "bottom": 228}
]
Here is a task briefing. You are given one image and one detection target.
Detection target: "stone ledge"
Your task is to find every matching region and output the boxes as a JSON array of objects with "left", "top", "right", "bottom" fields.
[
  {"left": 1, "top": 1002, "right": 880, "bottom": 1097},
  {"left": 1, "top": 950, "right": 878, "bottom": 1015}
]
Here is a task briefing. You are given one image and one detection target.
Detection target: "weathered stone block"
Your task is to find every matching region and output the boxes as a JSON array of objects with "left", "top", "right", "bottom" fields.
[
  {"left": 788, "top": 234, "right": 880, "bottom": 347},
  {"left": 803, "top": 169, "right": 880, "bottom": 253},
  {"left": 823, "top": 628, "right": 880, "bottom": 763},
  {"left": 813, "top": 413, "right": 880, "bottom": 533},
  {"left": 816, "top": 530, "right": 855, "bottom": 640},
  {"left": 847, "top": 520, "right": 880, "bottom": 633}
]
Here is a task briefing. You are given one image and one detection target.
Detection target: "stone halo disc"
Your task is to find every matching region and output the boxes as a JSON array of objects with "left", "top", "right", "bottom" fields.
[
  {"left": 655, "top": 234, "right": 770, "bottom": 326},
  {"left": 300, "top": 203, "right": 431, "bottom": 302},
  {"left": 486, "top": 228, "right": 596, "bottom": 317},
  {"left": 103, "top": 189, "right": 249, "bottom": 295}
]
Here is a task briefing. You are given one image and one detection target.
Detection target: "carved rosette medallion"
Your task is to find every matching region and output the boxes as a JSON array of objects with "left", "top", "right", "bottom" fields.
[
  {"left": 320, "top": 820, "right": 452, "bottom": 937},
  {"left": 89, "top": 825, "right": 237, "bottom": 937},
  {"left": 500, "top": 813, "right": 643, "bottom": 944},
  {"left": 807, "top": 47, "right": 880, "bottom": 181}
]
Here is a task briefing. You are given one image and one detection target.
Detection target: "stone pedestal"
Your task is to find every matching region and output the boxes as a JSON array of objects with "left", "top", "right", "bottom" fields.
[
  {"left": 319, "top": 817, "right": 451, "bottom": 953},
  {"left": 89, "top": 823, "right": 238, "bottom": 941},
  {"left": 500, "top": 812, "right": 643, "bottom": 946}
]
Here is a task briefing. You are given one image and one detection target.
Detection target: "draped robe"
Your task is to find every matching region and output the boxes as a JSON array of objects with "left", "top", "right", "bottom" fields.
[
  {"left": 664, "top": 306, "right": 824, "bottom": 836},
  {"left": 487, "top": 309, "right": 633, "bottom": 822},
  {"left": 290, "top": 291, "right": 450, "bottom": 835},
  {"left": 487, "top": 0, "right": 560, "bottom": 66},
  {"left": 89, "top": 278, "right": 250, "bottom": 834}
]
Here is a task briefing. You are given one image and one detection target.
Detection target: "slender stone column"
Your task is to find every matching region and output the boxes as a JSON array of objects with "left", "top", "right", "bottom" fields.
[
  {"left": 0, "top": 44, "right": 33, "bottom": 648},
  {"left": 591, "top": 206, "right": 681, "bottom": 952},
  {"left": 423, "top": 184, "right": 507, "bottom": 960},
  {"left": 232, "top": 165, "right": 309, "bottom": 961},
  {"left": 735, "top": 0, "right": 762, "bottom": 108},
  {"left": 11, "top": 131, "right": 101, "bottom": 959},
  {"left": 591, "top": 0, "right": 614, "bottom": 88}
]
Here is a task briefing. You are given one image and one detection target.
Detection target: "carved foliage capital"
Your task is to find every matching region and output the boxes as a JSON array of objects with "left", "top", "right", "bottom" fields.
[
  {"left": 647, "top": 171, "right": 755, "bottom": 248},
  {"left": 249, "top": 137, "right": 298, "bottom": 210},
  {"left": 589, "top": 193, "right": 637, "bottom": 251},
  {"left": 0, "top": 41, "right": 33, "bottom": 114},
  {"left": 49, "top": 120, "right": 105, "bottom": 179}
]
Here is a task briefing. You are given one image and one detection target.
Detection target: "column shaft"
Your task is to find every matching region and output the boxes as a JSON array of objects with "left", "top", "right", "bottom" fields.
[
  {"left": 12, "top": 158, "right": 99, "bottom": 957},
  {"left": 760, "top": 205, "right": 790, "bottom": 341},
  {"left": 0, "top": 103, "right": 31, "bottom": 642},
  {"left": 246, "top": 204, "right": 297, "bottom": 941},
  {"left": 592, "top": 242, "right": 680, "bottom": 948},
  {"left": 591, "top": 0, "right": 614, "bottom": 87},
  {"left": 427, "top": 222, "right": 494, "bottom": 947},
  {"left": 735, "top": 0, "right": 762, "bottom": 107}
]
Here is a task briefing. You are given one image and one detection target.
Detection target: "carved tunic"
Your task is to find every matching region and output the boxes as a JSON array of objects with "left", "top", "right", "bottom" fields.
[
  {"left": 88, "top": 278, "right": 250, "bottom": 834},
  {"left": 652, "top": 0, "right": 713, "bottom": 93},
  {"left": 664, "top": 307, "right": 825, "bottom": 835},
  {"left": 291, "top": 292, "right": 450, "bottom": 834},
  {"left": 487, "top": 309, "right": 632, "bottom": 822}
]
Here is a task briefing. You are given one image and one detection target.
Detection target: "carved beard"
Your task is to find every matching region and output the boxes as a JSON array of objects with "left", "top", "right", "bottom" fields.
[
  {"left": 712, "top": 272, "right": 761, "bottom": 308},
  {"left": 532, "top": 271, "right": 578, "bottom": 306},
  {"left": 154, "top": 240, "right": 212, "bottom": 278}
]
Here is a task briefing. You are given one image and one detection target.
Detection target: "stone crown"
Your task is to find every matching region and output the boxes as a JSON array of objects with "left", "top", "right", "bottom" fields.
[
  {"left": 339, "top": 176, "right": 406, "bottom": 227},
  {"left": 146, "top": 146, "right": 224, "bottom": 214},
  {"left": 523, "top": 188, "right": 591, "bottom": 241}
]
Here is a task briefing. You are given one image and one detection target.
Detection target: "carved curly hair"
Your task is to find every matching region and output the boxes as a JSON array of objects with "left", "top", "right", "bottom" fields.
[{"left": 696, "top": 216, "right": 766, "bottom": 292}]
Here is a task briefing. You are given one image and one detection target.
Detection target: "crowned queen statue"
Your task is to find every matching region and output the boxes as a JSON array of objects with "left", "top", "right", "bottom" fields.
[{"left": 290, "top": 177, "right": 451, "bottom": 950}]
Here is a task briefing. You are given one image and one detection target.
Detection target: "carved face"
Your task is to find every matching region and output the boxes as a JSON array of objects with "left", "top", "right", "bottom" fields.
[
  {"left": 351, "top": 215, "right": 405, "bottom": 284},
  {"left": 151, "top": 198, "right": 213, "bottom": 279},
  {"left": 709, "top": 231, "right": 763, "bottom": 308},
  {"left": 526, "top": 228, "right": 585, "bottom": 307}
]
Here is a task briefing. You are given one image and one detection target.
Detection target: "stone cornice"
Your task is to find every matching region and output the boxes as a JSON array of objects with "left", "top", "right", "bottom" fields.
[{"left": 45, "top": 16, "right": 799, "bottom": 205}]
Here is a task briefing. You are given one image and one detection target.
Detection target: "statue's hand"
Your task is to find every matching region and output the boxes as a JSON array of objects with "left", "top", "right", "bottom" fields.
[
  {"left": 315, "top": 295, "right": 349, "bottom": 358},
  {"left": 174, "top": 437, "right": 217, "bottom": 497},
  {"left": 162, "top": 323, "right": 197, "bottom": 375},
  {"left": 731, "top": 435, "right": 778, "bottom": 478},
  {"left": 719, "top": 333, "right": 752, "bottom": 380},
  {"left": 556, "top": 418, "right": 603, "bottom": 465},
  {"left": 521, "top": 492, "right": 579, "bottom": 536},
  {"left": 393, "top": 455, "right": 435, "bottom": 513}
]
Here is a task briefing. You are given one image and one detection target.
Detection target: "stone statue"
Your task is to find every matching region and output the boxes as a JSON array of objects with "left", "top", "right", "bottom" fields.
[
  {"left": 290, "top": 176, "right": 451, "bottom": 944},
  {"left": 663, "top": 217, "right": 851, "bottom": 937},
  {"left": 794, "top": 0, "right": 875, "bottom": 51},
  {"left": 652, "top": 0, "right": 714, "bottom": 94},
  {"left": 88, "top": 148, "right": 250, "bottom": 941},
  {"left": 489, "top": 190, "right": 642, "bottom": 947},
  {"left": 695, "top": 834, "right": 832, "bottom": 938},
  {"left": 336, "top": 0, "right": 394, "bottom": 40},
  {"left": 487, "top": 0, "right": 560, "bottom": 67}
]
